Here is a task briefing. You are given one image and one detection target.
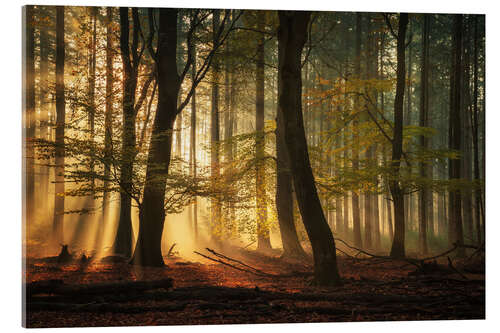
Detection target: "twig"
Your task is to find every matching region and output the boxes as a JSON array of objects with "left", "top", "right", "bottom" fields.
[
  {"left": 243, "top": 241, "right": 256, "bottom": 249},
  {"left": 447, "top": 256, "right": 469, "bottom": 280},
  {"left": 167, "top": 243, "right": 177, "bottom": 257}
]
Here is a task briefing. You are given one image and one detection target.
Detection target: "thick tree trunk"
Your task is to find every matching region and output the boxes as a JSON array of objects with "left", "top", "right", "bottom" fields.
[
  {"left": 389, "top": 13, "right": 408, "bottom": 259},
  {"left": 276, "top": 70, "right": 307, "bottom": 259},
  {"left": 448, "top": 14, "right": 465, "bottom": 257},
  {"left": 53, "top": 6, "right": 66, "bottom": 245},
  {"left": 255, "top": 14, "right": 272, "bottom": 252},
  {"left": 277, "top": 11, "right": 341, "bottom": 286},
  {"left": 130, "top": 8, "right": 181, "bottom": 267},
  {"left": 418, "top": 14, "right": 430, "bottom": 255}
]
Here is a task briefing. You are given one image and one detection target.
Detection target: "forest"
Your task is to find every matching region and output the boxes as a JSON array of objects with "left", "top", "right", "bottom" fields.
[{"left": 22, "top": 5, "right": 485, "bottom": 327}]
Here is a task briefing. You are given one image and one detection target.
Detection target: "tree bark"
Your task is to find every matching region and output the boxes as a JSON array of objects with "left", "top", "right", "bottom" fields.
[
  {"left": 210, "top": 10, "right": 222, "bottom": 240},
  {"left": 277, "top": 11, "right": 341, "bottom": 286},
  {"left": 190, "top": 42, "right": 198, "bottom": 241},
  {"left": 130, "top": 8, "right": 181, "bottom": 266},
  {"left": 39, "top": 7, "right": 50, "bottom": 213},
  {"left": 389, "top": 13, "right": 408, "bottom": 259},
  {"left": 53, "top": 6, "right": 66, "bottom": 245},
  {"left": 471, "top": 15, "right": 483, "bottom": 245},
  {"left": 255, "top": 14, "right": 272, "bottom": 252},
  {"left": 352, "top": 12, "right": 362, "bottom": 248},
  {"left": 113, "top": 8, "right": 141, "bottom": 257},
  {"left": 448, "top": 14, "right": 465, "bottom": 257},
  {"left": 418, "top": 14, "right": 430, "bottom": 255},
  {"left": 276, "top": 63, "right": 307, "bottom": 259},
  {"left": 24, "top": 5, "right": 35, "bottom": 234}
]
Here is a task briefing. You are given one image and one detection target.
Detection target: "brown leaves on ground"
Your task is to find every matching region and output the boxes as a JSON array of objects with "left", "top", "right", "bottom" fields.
[{"left": 24, "top": 248, "right": 485, "bottom": 328}]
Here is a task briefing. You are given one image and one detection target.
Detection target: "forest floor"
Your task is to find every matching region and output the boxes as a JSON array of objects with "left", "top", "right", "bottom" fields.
[{"left": 24, "top": 245, "right": 485, "bottom": 327}]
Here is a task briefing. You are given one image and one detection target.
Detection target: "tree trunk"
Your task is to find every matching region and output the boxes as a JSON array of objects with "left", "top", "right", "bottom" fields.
[
  {"left": 113, "top": 8, "right": 140, "bottom": 257},
  {"left": 190, "top": 42, "right": 198, "bottom": 241},
  {"left": 52, "top": 6, "right": 66, "bottom": 245},
  {"left": 389, "top": 13, "right": 408, "bottom": 259},
  {"left": 351, "top": 12, "right": 362, "bottom": 248},
  {"left": 130, "top": 8, "right": 181, "bottom": 267},
  {"left": 39, "top": 8, "right": 50, "bottom": 213},
  {"left": 418, "top": 14, "right": 430, "bottom": 255},
  {"left": 98, "top": 7, "right": 115, "bottom": 253},
  {"left": 448, "top": 14, "right": 465, "bottom": 257},
  {"left": 276, "top": 58, "right": 307, "bottom": 259},
  {"left": 461, "top": 19, "right": 474, "bottom": 244},
  {"left": 255, "top": 14, "right": 271, "bottom": 252},
  {"left": 277, "top": 11, "right": 341, "bottom": 286},
  {"left": 24, "top": 5, "right": 35, "bottom": 234},
  {"left": 472, "top": 16, "right": 483, "bottom": 245},
  {"left": 210, "top": 10, "right": 222, "bottom": 240}
]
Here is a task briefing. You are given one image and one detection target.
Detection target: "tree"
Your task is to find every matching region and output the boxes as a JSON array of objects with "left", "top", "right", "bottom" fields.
[
  {"left": 130, "top": 8, "right": 180, "bottom": 266},
  {"left": 130, "top": 8, "right": 240, "bottom": 266},
  {"left": 255, "top": 13, "right": 272, "bottom": 252},
  {"left": 418, "top": 14, "right": 430, "bottom": 254},
  {"left": 277, "top": 10, "right": 341, "bottom": 286},
  {"left": 190, "top": 41, "right": 199, "bottom": 241},
  {"left": 24, "top": 5, "right": 35, "bottom": 233},
  {"left": 98, "top": 6, "right": 115, "bottom": 252},
  {"left": 210, "top": 10, "right": 222, "bottom": 240},
  {"left": 448, "top": 14, "right": 465, "bottom": 257},
  {"left": 113, "top": 7, "right": 142, "bottom": 257},
  {"left": 53, "top": 5, "right": 66, "bottom": 244},
  {"left": 388, "top": 13, "right": 408, "bottom": 259},
  {"left": 351, "top": 13, "right": 362, "bottom": 248}
]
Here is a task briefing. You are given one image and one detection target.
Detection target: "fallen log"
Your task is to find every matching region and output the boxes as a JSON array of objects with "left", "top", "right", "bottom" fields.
[
  {"left": 26, "top": 278, "right": 173, "bottom": 297},
  {"left": 27, "top": 301, "right": 187, "bottom": 314}
]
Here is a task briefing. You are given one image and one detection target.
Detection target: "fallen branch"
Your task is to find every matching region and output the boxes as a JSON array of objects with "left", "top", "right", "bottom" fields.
[
  {"left": 335, "top": 238, "right": 461, "bottom": 269},
  {"left": 206, "top": 248, "right": 270, "bottom": 276},
  {"left": 194, "top": 251, "right": 274, "bottom": 277}
]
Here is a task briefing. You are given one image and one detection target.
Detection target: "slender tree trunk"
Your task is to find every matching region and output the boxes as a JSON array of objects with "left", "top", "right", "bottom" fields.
[
  {"left": 448, "top": 14, "right": 465, "bottom": 257},
  {"left": 114, "top": 8, "right": 140, "bottom": 257},
  {"left": 53, "top": 6, "right": 65, "bottom": 244},
  {"left": 130, "top": 8, "right": 181, "bottom": 267},
  {"left": 389, "top": 13, "right": 408, "bottom": 259},
  {"left": 255, "top": 14, "right": 272, "bottom": 252},
  {"left": 99, "top": 7, "right": 114, "bottom": 253},
  {"left": 472, "top": 16, "right": 483, "bottom": 245},
  {"left": 190, "top": 42, "right": 198, "bottom": 242},
  {"left": 461, "top": 19, "right": 473, "bottom": 244},
  {"left": 24, "top": 5, "right": 35, "bottom": 232},
  {"left": 210, "top": 10, "right": 222, "bottom": 240},
  {"left": 277, "top": 11, "right": 341, "bottom": 286},
  {"left": 88, "top": 7, "right": 97, "bottom": 192},
  {"left": 418, "top": 14, "right": 430, "bottom": 255},
  {"left": 39, "top": 9, "right": 50, "bottom": 213},
  {"left": 351, "top": 13, "right": 362, "bottom": 248}
]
